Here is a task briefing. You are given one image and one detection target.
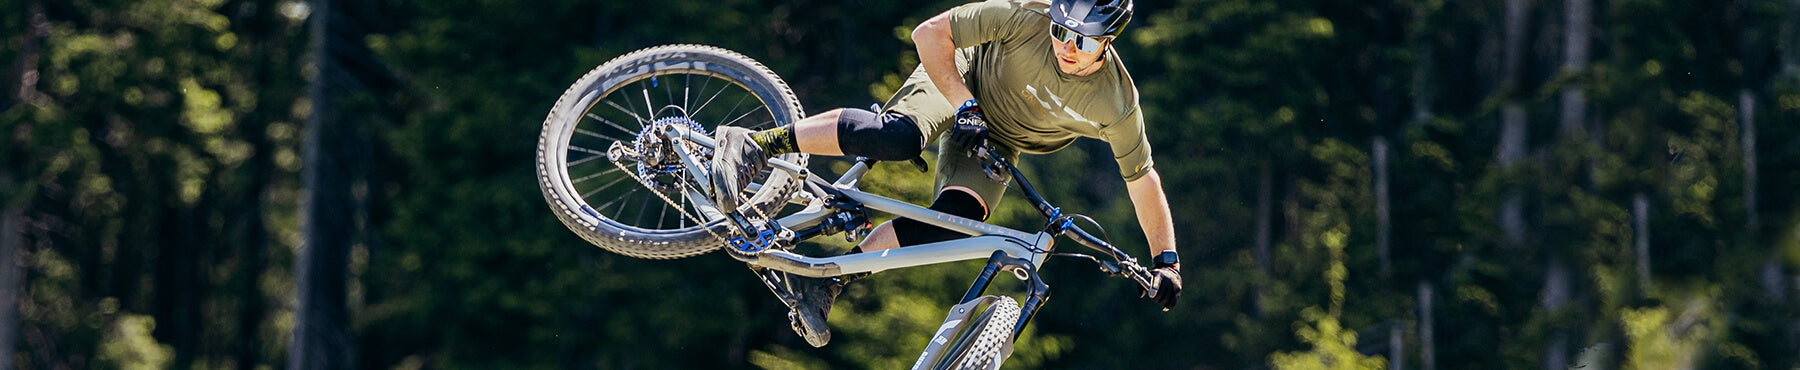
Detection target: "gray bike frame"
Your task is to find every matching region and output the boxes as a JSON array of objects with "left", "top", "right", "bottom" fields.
[
  {"left": 659, "top": 124, "right": 1141, "bottom": 369},
  {"left": 665, "top": 125, "right": 1055, "bottom": 279}
]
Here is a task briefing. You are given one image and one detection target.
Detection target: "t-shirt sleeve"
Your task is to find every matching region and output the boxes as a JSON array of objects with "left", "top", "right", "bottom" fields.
[
  {"left": 1103, "top": 107, "right": 1155, "bottom": 182},
  {"left": 948, "top": 0, "right": 1039, "bottom": 48}
]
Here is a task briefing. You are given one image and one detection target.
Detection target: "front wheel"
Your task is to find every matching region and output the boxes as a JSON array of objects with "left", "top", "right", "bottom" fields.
[
  {"left": 921, "top": 296, "right": 1020, "bottom": 370},
  {"left": 537, "top": 45, "right": 807, "bottom": 259}
]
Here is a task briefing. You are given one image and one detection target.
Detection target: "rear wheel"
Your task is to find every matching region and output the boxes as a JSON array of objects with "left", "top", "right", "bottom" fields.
[{"left": 536, "top": 45, "right": 807, "bottom": 259}]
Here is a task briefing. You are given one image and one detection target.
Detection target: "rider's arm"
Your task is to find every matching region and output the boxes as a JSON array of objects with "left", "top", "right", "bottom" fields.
[
  {"left": 912, "top": 1, "right": 1032, "bottom": 107},
  {"left": 1126, "top": 169, "right": 1178, "bottom": 257},
  {"left": 911, "top": 10, "right": 976, "bottom": 107}
]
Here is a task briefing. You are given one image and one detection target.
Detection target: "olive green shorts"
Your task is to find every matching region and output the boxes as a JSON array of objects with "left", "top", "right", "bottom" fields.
[{"left": 879, "top": 65, "right": 1018, "bottom": 216}]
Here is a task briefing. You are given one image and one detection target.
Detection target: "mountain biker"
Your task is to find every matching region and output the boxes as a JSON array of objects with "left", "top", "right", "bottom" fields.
[{"left": 711, "top": 0, "right": 1181, "bottom": 347}]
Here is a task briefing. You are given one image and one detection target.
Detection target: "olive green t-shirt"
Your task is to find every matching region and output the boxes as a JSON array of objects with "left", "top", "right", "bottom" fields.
[{"left": 948, "top": 0, "right": 1153, "bottom": 181}]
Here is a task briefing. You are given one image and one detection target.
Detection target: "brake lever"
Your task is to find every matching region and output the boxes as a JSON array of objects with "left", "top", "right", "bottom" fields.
[{"left": 1117, "top": 260, "right": 1161, "bottom": 304}]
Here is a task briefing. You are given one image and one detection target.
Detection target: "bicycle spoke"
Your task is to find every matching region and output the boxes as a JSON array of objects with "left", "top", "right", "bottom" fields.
[
  {"left": 682, "top": 73, "right": 692, "bottom": 114},
  {"left": 678, "top": 190, "right": 689, "bottom": 228},
  {"left": 632, "top": 191, "right": 653, "bottom": 226},
  {"left": 621, "top": 81, "right": 647, "bottom": 122},
  {"left": 716, "top": 93, "right": 751, "bottom": 128},
  {"left": 722, "top": 105, "right": 768, "bottom": 128},
  {"left": 664, "top": 74, "right": 676, "bottom": 115},
  {"left": 584, "top": 113, "right": 638, "bottom": 136},
  {"left": 567, "top": 153, "right": 605, "bottom": 168},
  {"left": 641, "top": 88, "right": 657, "bottom": 121},
  {"left": 616, "top": 188, "right": 642, "bottom": 215},
  {"left": 584, "top": 177, "right": 631, "bottom": 202},
  {"left": 607, "top": 99, "right": 649, "bottom": 125},
  {"left": 656, "top": 192, "right": 670, "bottom": 229},
  {"left": 568, "top": 145, "right": 607, "bottom": 157},
  {"left": 690, "top": 77, "right": 732, "bottom": 118},
  {"left": 752, "top": 118, "right": 776, "bottom": 130},
  {"left": 573, "top": 167, "right": 625, "bottom": 185},
  {"left": 574, "top": 127, "right": 631, "bottom": 144}
]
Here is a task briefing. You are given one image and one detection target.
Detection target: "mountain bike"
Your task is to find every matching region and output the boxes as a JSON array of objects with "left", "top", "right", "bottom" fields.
[{"left": 536, "top": 44, "right": 1161, "bottom": 369}]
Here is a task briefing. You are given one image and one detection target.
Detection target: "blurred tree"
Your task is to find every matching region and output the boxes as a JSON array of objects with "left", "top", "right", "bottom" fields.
[{"left": 0, "top": 0, "right": 310, "bottom": 367}]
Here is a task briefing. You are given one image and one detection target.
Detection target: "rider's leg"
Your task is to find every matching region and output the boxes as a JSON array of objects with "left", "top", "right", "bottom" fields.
[
  {"left": 734, "top": 66, "right": 959, "bottom": 347},
  {"left": 762, "top": 107, "right": 927, "bottom": 160},
  {"left": 857, "top": 221, "right": 900, "bottom": 252},
  {"left": 791, "top": 109, "right": 844, "bottom": 155},
  {"left": 729, "top": 63, "right": 954, "bottom": 162},
  {"left": 716, "top": 108, "right": 927, "bottom": 210}
]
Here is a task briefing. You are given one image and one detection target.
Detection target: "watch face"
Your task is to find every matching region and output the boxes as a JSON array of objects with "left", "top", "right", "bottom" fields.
[{"left": 1155, "top": 251, "right": 1179, "bottom": 267}]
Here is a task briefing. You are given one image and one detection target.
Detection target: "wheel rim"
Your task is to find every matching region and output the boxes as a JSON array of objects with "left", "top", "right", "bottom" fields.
[{"left": 562, "top": 70, "right": 785, "bottom": 232}]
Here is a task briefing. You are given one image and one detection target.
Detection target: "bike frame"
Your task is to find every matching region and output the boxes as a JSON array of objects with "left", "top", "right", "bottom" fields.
[
  {"left": 658, "top": 124, "right": 1150, "bottom": 368},
  {"left": 665, "top": 124, "right": 1058, "bottom": 279}
]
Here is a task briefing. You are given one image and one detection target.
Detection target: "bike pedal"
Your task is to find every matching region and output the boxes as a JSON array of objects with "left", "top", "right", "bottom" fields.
[{"left": 787, "top": 311, "right": 806, "bottom": 332}]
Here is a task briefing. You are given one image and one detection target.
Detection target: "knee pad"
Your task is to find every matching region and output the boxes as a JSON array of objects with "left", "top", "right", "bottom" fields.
[
  {"left": 892, "top": 189, "right": 989, "bottom": 246},
  {"left": 837, "top": 108, "right": 924, "bottom": 161}
]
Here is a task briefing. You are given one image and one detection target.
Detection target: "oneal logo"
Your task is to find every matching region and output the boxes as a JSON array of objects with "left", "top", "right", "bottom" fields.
[{"left": 1063, "top": 19, "right": 1080, "bottom": 28}]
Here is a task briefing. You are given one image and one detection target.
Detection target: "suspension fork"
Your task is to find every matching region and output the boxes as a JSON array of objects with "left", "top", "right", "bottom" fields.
[{"left": 960, "top": 251, "right": 1052, "bottom": 340}]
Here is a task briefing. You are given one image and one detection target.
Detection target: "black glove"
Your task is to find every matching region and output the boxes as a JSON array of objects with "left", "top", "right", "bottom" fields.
[
  {"left": 949, "top": 99, "right": 988, "bottom": 158},
  {"left": 1148, "top": 264, "right": 1181, "bottom": 310}
]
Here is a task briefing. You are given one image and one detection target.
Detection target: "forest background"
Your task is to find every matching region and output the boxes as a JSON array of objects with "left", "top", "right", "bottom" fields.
[{"left": 3, "top": 0, "right": 1800, "bottom": 368}]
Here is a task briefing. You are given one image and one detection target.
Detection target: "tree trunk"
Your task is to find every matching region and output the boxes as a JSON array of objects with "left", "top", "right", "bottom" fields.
[
  {"left": 1785, "top": 0, "right": 1800, "bottom": 77},
  {"left": 291, "top": 0, "right": 356, "bottom": 367},
  {"left": 0, "top": 191, "right": 23, "bottom": 370},
  {"left": 1560, "top": 0, "right": 1591, "bottom": 138},
  {"left": 1634, "top": 193, "right": 1651, "bottom": 295},
  {"left": 1498, "top": 108, "right": 1527, "bottom": 246},
  {"left": 4, "top": 0, "right": 45, "bottom": 111},
  {"left": 1254, "top": 164, "right": 1273, "bottom": 319},
  {"left": 154, "top": 205, "right": 204, "bottom": 369},
  {"left": 1418, "top": 281, "right": 1435, "bottom": 370},
  {"left": 1740, "top": 89, "right": 1760, "bottom": 228},
  {"left": 2, "top": 3, "right": 48, "bottom": 365},
  {"left": 1541, "top": 255, "right": 1571, "bottom": 369},
  {"left": 1375, "top": 137, "right": 1392, "bottom": 279},
  {"left": 235, "top": 0, "right": 284, "bottom": 367},
  {"left": 1408, "top": 11, "right": 1435, "bottom": 368}
]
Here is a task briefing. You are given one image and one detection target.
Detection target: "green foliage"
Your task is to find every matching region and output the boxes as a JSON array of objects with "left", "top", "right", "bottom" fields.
[
  {"left": 7, "top": 0, "right": 1800, "bottom": 368},
  {"left": 96, "top": 315, "right": 175, "bottom": 370}
]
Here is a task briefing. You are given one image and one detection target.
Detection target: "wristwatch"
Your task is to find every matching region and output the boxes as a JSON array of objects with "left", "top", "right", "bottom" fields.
[{"left": 1152, "top": 251, "right": 1179, "bottom": 269}]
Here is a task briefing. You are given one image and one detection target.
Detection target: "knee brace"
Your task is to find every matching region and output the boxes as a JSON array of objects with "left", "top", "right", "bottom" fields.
[
  {"left": 892, "top": 189, "right": 989, "bottom": 247},
  {"left": 837, "top": 108, "right": 924, "bottom": 161}
]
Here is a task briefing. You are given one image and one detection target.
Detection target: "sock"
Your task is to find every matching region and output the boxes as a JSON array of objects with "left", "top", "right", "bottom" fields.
[{"left": 750, "top": 127, "right": 798, "bottom": 156}]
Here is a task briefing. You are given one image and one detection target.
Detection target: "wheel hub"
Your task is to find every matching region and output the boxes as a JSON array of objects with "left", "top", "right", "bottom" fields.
[{"left": 634, "top": 116, "right": 710, "bottom": 192}]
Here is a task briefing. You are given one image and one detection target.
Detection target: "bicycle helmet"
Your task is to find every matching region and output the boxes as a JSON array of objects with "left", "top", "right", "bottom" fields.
[{"left": 1048, "top": 0, "right": 1133, "bottom": 38}]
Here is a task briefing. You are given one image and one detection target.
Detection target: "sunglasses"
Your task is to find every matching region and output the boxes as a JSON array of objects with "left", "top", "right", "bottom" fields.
[{"left": 1051, "top": 24, "right": 1111, "bottom": 54}]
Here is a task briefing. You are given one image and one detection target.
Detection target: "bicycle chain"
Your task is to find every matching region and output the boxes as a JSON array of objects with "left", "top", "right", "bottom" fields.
[{"left": 609, "top": 148, "right": 722, "bottom": 239}]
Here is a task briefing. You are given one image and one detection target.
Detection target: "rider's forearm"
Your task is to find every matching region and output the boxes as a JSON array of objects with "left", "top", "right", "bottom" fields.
[
  {"left": 911, "top": 11, "right": 975, "bottom": 106},
  {"left": 1127, "top": 169, "right": 1178, "bottom": 257}
]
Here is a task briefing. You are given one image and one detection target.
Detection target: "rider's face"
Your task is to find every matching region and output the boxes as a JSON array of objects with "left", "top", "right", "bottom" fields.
[{"left": 1051, "top": 26, "right": 1110, "bottom": 75}]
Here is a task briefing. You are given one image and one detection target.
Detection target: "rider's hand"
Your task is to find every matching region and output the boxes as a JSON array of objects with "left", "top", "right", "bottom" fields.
[
  {"left": 950, "top": 99, "right": 988, "bottom": 158},
  {"left": 1147, "top": 263, "right": 1181, "bottom": 310}
]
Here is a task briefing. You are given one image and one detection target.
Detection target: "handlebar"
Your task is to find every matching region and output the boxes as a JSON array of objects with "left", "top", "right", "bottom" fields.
[
  {"left": 1058, "top": 218, "right": 1159, "bottom": 299},
  {"left": 973, "top": 145, "right": 1160, "bottom": 299}
]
